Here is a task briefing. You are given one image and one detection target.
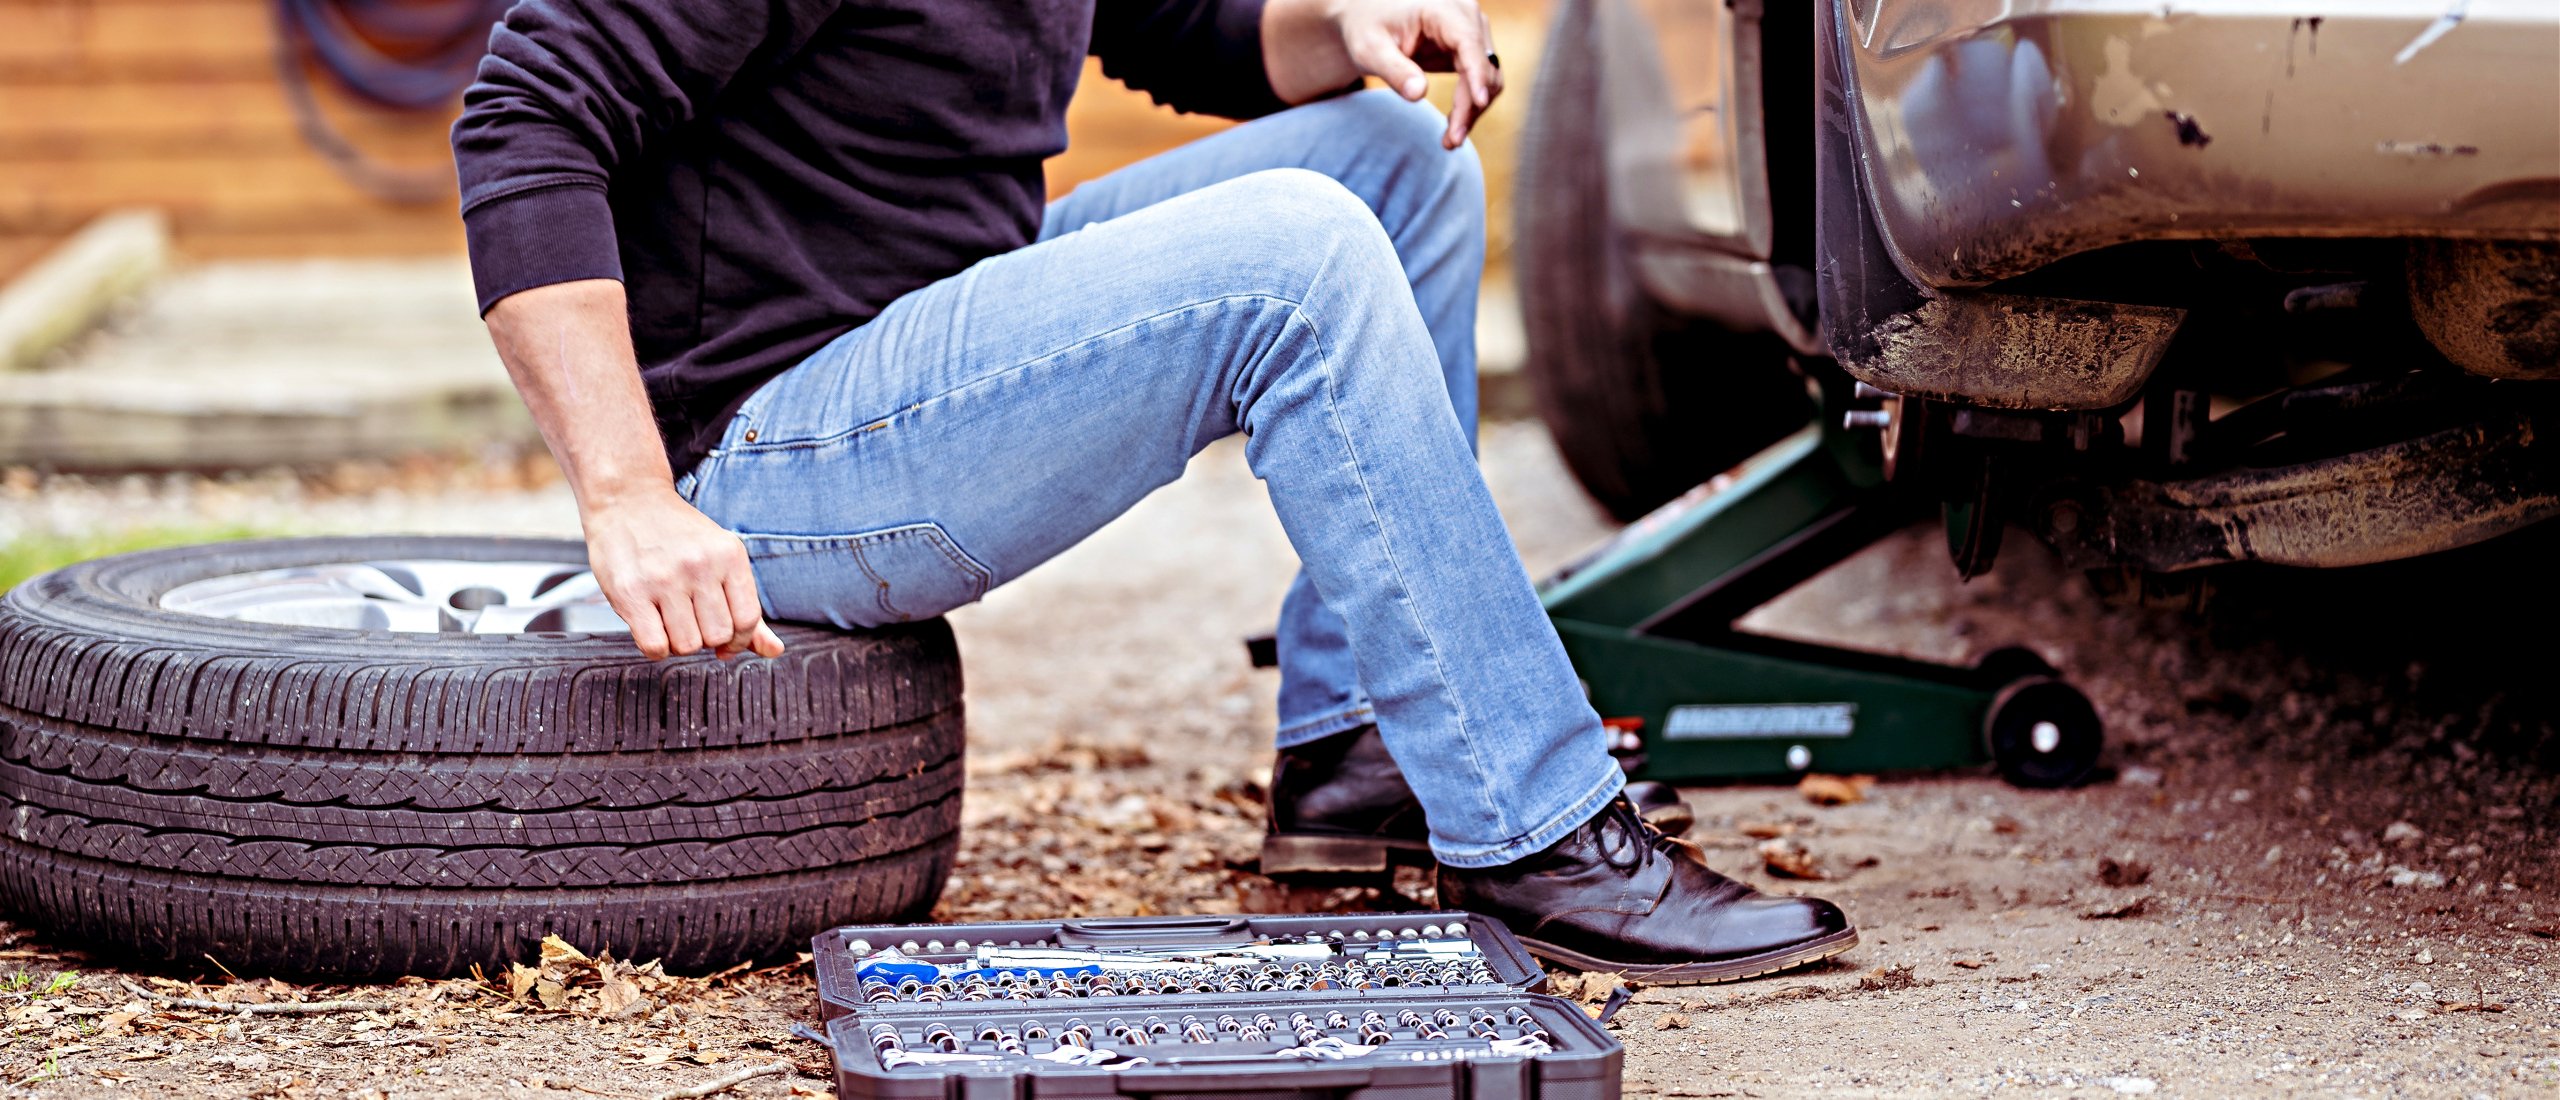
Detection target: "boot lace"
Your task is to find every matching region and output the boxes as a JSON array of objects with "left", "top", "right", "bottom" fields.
[{"left": 1591, "top": 796, "right": 1681, "bottom": 873}]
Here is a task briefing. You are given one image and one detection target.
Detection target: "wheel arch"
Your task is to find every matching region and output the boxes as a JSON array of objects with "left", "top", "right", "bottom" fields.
[{"left": 1592, "top": 0, "right": 1826, "bottom": 356}]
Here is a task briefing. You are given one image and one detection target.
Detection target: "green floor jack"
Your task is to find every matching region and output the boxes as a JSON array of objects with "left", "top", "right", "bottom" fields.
[
  {"left": 1538, "top": 393, "right": 2104, "bottom": 789},
  {"left": 1245, "top": 387, "right": 2104, "bottom": 790}
]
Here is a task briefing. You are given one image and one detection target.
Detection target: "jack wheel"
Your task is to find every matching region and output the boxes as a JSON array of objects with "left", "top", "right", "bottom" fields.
[
  {"left": 1982, "top": 677, "right": 2103, "bottom": 789},
  {"left": 1972, "top": 645, "right": 2055, "bottom": 686}
]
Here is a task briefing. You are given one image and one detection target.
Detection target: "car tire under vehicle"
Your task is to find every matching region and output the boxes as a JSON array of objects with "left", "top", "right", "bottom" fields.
[
  {"left": 1515, "top": 0, "right": 1810, "bottom": 523},
  {"left": 0, "top": 536, "right": 963, "bottom": 978}
]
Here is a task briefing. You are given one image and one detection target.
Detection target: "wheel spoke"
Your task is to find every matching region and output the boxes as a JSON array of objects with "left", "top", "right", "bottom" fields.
[{"left": 161, "top": 560, "right": 627, "bottom": 636}]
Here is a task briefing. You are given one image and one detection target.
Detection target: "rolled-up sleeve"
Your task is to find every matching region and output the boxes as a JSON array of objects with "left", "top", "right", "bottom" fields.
[
  {"left": 1091, "top": 0, "right": 1289, "bottom": 120},
  {"left": 450, "top": 0, "right": 843, "bottom": 313}
]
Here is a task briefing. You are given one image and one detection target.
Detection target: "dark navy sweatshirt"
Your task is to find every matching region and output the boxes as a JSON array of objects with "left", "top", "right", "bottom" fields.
[{"left": 452, "top": 0, "right": 1283, "bottom": 472}]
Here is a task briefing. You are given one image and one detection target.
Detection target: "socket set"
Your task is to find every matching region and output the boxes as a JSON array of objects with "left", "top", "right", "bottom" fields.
[{"left": 813, "top": 913, "right": 1622, "bottom": 1100}]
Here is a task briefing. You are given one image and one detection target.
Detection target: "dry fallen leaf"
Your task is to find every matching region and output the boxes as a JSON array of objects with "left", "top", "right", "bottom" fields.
[
  {"left": 1758, "top": 838, "right": 1824, "bottom": 880},
  {"left": 2097, "top": 857, "right": 2152, "bottom": 887},
  {"left": 507, "top": 963, "right": 540, "bottom": 1003},
  {"left": 1797, "top": 774, "right": 1874, "bottom": 806},
  {"left": 2081, "top": 896, "right": 2152, "bottom": 920},
  {"left": 1951, "top": 959, "right": 1987, "bottom": 970},
  {"left": 1653, "top": 1012, "right": 1690, "bottom": 1030},
  {"left": 1738, "top": 821, "right": 1792, "bottom": 839},
  {"left": 539, "top": 935, "right": 591, "bottom": 967},
  {"left": 597, "top": 972, "right": 648, "bottom": 1019},
  {"left": 1858, "top": 965, "right": 1920, "bottom": 991}
]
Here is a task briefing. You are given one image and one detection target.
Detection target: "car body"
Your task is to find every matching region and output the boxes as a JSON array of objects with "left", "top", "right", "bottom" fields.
[{"left": 1521, "top": 0, "right": 2560, "bottom": 575}]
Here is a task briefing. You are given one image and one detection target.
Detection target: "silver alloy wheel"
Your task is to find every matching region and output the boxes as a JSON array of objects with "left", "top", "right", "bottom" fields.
[{"left": 158, "top": 559, "right": 628, "bottom": 634}]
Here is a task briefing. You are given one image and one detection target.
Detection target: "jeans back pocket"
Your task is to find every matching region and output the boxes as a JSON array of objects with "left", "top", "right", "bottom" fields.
[{"left": 739, "top": 524, "right": 993, "bottom": 629}]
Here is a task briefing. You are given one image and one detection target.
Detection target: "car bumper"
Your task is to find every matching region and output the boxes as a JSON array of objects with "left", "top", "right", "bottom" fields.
[{"left": 1837, "top": 0, "right": 2560, "bottom": 288}]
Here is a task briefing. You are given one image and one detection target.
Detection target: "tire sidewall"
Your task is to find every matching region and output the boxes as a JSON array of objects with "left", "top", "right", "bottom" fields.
[{"left": 7, "top": 534, "right": 830, "bottom": 662}]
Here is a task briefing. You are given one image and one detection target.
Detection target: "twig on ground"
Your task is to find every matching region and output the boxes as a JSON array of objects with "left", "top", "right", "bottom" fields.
[
  {"left": 119, "top": 979, "right": 393, "bottom": 1016},
  {"left": 649, "top": 1059, "right": 793, "bottom": 1100},
  {"left": 701, "top": 959, "right": 756, "bottom": 987}
]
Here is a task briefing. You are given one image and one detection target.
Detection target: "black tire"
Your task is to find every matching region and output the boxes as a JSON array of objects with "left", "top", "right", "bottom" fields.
[
  {"left": 0, "top": 536, "right": 962, "bottom": 978},
  {"left": 1515, "top": 0, "right": 1812, "bottom": 522}
]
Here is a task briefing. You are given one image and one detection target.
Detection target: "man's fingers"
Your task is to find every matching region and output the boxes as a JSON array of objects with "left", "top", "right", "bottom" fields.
[
  {"left": 657, "top": 596, "right": 705, "bottom": 657},
  {"left": 1348, "top": 32, "right": 1429, "bottom": 100},
  {"left": 717, "top": 564, "right": 782, "bottom": 660},
  {"left": 609, "top": 589, "right": 672, "bottom": 660},
  {"left": 723, "top": 554, "right": 764, "bottom": 638},
  {"left": 1433, "top": 6, "right": 1494, "bottom": 146},
  {"left": 690, "top": 584, "right": 737, "bottom": 652}
]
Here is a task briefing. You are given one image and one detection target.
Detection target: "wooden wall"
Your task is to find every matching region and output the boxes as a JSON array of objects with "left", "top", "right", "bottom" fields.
[{"left": 0, "top": 0, "right": 470, "bottom": 279}]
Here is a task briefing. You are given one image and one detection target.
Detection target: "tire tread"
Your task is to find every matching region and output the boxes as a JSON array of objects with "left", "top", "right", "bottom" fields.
[{"left": 0, "top": 536, "right": 964, "bottom": 977}]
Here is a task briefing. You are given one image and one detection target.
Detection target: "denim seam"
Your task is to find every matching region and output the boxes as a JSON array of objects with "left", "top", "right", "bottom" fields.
[
  {"left": 739, "top": 527, "right": 994, "bottom": 599},
  {"left": 1429, "top": 758, "right": 1623, "bottom": 870},
  {"left": 920, "top": 529, "right": 995, "bottom": 592},
  {"left": 1285, "top": 301, "right": 1516, "bottom": 844},
  {"left": 723, "top": 294, "right": 1309, "bottom": 456},
  {"left": 847, "top": 540, "right": 903, "bottom": 622},
  {"left": 1273, "top": 704, "right": 1375, "bottom": 746}
]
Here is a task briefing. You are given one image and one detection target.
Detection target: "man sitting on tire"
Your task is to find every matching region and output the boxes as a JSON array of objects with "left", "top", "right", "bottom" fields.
[{"left": 453, "top": 0, "right": 1855, "bottom": 983}]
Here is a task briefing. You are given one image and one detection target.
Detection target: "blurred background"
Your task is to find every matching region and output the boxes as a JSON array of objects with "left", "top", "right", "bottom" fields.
[
  {"left": 0, "top": 0, "right": 1562, "bottom": 580},
  {"left": 0, "top": 0, "right": 1559, "bottom": 276}
]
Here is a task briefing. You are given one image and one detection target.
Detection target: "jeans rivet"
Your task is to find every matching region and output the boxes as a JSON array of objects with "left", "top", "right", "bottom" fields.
[{"left": 743, "top": 429, "right": 760, "bottom": 442}]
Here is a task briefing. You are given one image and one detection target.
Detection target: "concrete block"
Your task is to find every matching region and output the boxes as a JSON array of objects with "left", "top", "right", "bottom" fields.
[
  {"left": 0, "top": 210, "right": 169, "bottom": 372},
  {"left": 0, "top": 258, "right": 538, "bottom": 471}
]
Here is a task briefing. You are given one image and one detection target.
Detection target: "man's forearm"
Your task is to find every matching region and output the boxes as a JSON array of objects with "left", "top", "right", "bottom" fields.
[
  {"left": 481, "top": 278, "right": 784, "bottom": 661},
  {"left": 1263, "top": 0, "right": 1365, "bottom": 103},
  {"left": 482, "top": 279, "right": 672, "bottom": 510}
]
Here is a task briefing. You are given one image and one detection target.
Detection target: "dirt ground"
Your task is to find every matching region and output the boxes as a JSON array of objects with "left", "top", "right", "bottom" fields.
[{"left": 0, "top": 423, "right": 2553, "bottom": 1098}]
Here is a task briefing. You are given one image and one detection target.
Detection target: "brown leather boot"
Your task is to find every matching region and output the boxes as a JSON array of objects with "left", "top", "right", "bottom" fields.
[{"left": 1439, "top": 795, "right": 1855, "bottom": 983}]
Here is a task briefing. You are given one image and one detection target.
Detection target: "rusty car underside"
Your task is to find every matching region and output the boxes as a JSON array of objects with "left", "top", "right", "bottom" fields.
[{"left": 1564, "top": 0, "right": 2560, "bottom": 578}]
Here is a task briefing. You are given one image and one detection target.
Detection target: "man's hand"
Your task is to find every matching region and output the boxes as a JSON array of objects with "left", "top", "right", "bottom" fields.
[
  {"left": 583, "top": 487, "right": 786, "bottom": 661},
  {"left": 1266, "top": 0, "right": 1503, "bottom": 149},
  {"left": 483, "top": 279, "right": 784, "bottom": 663}
]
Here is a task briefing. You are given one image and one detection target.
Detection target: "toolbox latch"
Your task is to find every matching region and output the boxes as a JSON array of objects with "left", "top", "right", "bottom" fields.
[{"left": 1467, "top": 1058, "right": 1533, "bottom": 1100}]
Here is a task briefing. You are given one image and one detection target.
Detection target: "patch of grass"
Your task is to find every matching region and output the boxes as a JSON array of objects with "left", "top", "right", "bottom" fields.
[{"left": 0, "top": 527, "right": 272, "bottom": 594}]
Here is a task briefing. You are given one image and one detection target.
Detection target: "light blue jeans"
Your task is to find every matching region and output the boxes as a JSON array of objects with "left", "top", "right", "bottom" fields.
[{"left": 683, "top": 90, "right": 1623, "bottom": 869}]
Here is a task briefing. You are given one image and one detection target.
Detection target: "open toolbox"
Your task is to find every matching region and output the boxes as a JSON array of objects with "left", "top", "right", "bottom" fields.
[{"left": 812, "top": 913, "right": 1623, "bottom": 1100}]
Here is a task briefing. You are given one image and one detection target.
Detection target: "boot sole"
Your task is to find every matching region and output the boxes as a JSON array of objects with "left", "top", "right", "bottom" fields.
[
  {"left": 1260, "top": 833, "right": 1436, "bottom": 880},
  {"left": 1516, "top": 926, "right": 1861, "bottom": 985}
]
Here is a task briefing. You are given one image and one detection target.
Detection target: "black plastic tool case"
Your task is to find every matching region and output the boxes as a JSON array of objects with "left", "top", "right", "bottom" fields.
[{"left": 813, "top": 913, "right": 1622, "bottom": 1100}]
